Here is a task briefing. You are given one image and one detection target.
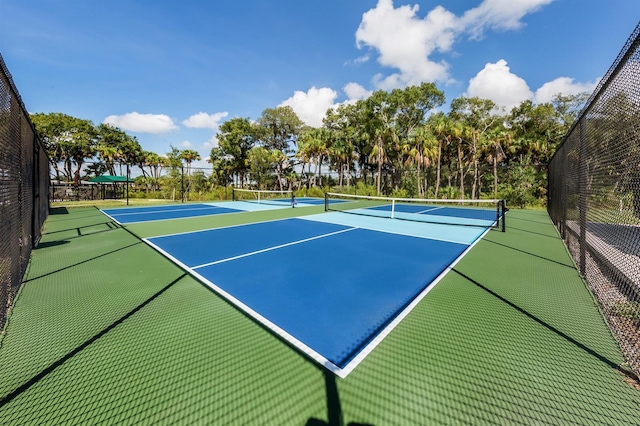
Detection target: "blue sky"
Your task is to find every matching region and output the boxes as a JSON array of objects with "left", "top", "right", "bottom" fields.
[{"left": 1, "top": 0, "right": 638, "bottom": 167}]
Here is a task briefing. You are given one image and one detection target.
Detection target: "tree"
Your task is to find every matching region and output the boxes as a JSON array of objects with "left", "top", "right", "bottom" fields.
[
  {"left": 215, "top": 117, "right": 257, "bottom": 186},
  {"left": 449, "top": 97, "right": 503, "bottom": 198},
  {"left": 485, "top": 127, "right": 509, "bottom": 198},
  {"left": 31, "top": 112, "right": 97, "bottom": 184},
  {"left": 96, "top": 123, "right": 143, "bottom": 177},
  {"left": 208, "top": 147, "right": 234, "bottom": 187},
  {"left": 449, "top": 120, "right": 471, "bottom": 199},
  {"left": 257, "top": 106, "right": 304, "bottom": 190},
  {"left": 164, "top": 146, "right": 184, "bottom": 201},
  {"left": 180, "top": 149, "right": 201, "bottom": 176},
  {"left": 297, "top": 127, "right": 330, "bottom": 188},
  {"left": 427, "top": 113, "right": 451, "bottom": 198},
  {"left": 248, "top": 146, "right": 276, "bottom": 189},
  {"left": 323, "top": 103, "right": 362, "bottom": 188},
  {"left": 369, "top": 129, "right": 387, "bottom": 195},
  {"left": 257, "top": 106, "right": 304, "bottom": 153}
]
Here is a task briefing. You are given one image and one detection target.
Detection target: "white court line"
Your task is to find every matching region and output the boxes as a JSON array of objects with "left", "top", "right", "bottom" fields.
[
  {"left": 415, "top": 206, "right": 444, "bottom": 214},
  {"left": 192, "top": 227, "right": 358, "bottom": 269}
]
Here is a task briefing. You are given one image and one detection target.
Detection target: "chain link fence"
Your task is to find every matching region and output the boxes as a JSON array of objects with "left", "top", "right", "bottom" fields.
[
  {"left": 548, "top": 23, "right": 640, "bottom": 377},
  {"left": 0, "top": 53, "right": 49, "bottom": 330}
]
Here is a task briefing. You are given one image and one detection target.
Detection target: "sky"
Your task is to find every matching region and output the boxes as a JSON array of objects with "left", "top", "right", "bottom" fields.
[{"left": 1, "top": 0, "right": 638, "bottom": 169}]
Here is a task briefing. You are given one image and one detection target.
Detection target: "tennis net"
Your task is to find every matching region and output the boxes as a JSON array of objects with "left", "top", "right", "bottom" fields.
[
  {"left": 232, "top": 188, "right": 295, "bottom": 206},
  {"left": 325, "top": 192, "right": 506, "bottom": 231}
]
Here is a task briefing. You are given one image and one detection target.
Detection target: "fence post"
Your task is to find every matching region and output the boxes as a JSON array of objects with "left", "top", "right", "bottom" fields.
[
  {"left": 578, "top": 119, "right": 587, "bottom": 277},
  {"left": 126, "top": 163, "right": 130, "bottom": 206}
]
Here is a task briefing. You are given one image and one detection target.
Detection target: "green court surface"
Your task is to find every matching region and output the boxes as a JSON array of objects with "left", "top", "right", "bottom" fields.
[{"left": 1, "top": 205, "right": 639, "bottom": 424}]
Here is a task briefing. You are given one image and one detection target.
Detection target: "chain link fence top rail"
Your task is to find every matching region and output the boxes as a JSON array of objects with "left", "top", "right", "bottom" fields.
[
  {"left": 548, "top": 22, "right": 640, "bottom": 377},
  {"left": 0, "top": 52, "right": 49, "bottom": 330}
]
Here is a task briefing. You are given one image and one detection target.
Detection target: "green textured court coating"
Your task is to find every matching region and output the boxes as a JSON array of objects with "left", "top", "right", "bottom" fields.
[{"left": 1, "top": 205, "right": 639, "bottom": 425}]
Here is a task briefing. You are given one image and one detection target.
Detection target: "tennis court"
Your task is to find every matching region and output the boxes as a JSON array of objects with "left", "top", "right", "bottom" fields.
[
  {"left": 2, "top": 202, "right": 639, "bottom": 424},
  {"left": 325, "top": 192, "right": 506, "bottom": 229},
  {"left": 102, "top": 203, "right": 245, "bottom": 224},
  {"left": 144, "top": 214, "right": 486, "bottom": 376},
  {"left": 101, "top": 193, "right": 352, "bottom": 225}
]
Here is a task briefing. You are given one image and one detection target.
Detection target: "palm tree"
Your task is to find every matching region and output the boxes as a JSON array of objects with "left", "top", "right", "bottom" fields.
[
  {"left": 429, "top": 114, "right": 451, "bottom": 198},
  {"left": 450, "top": 120, "right": 470, "bottom": 199},
  {"left": 329, "top": 137, "right": 355, "bottom": 188},
  {"left": 295, "top": 133, "right": 314, "bottom": 189},
  {"left": 142, "top": 151, "right": 163, "bottom": 191},
  {"left": 180, "top": 149, "right": 201, "bottom": 176},
  {"left": 270, "top": 149, "right": 289, "bottom": 190},
  {"left": 97, "top": 145, "right": 119, "bottom": 176},
  {"left": 485, "top": 128, "right": 509, "bottom": 198},
  {"left": 468, "top": 129, "right": 482, "bottom": 199},
  {"left": 369, "top": 130, "right": 387, "bottom": 195},
  {"left": 297, "top": 128, "right": 330, "bottom": 188},
  {"left": 404, "top": 126, "right": 438, "bottom": 197}
]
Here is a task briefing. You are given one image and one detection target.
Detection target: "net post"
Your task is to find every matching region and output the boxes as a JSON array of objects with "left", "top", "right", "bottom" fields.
[
  {"left": 232, "top": 188, "right": 236, "bottom": 202},
  {"left": 500, "top": 200, "right": 506, "bottom": 232},
  {"left": 391, "top": 199, "right": 395, "bottom": 219},
  {"left": 325, "top": 192, "right": 329, "bottom": 211},
  {"left": 291, "top": 191, "right": 295, "bottom": 208}
]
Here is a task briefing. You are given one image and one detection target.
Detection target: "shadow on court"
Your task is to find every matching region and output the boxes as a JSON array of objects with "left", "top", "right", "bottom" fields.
[
  {"left": 305, "top": 371, "right": 374, "bottom": 426},
  {"left": 49, "top": 207, "right": 69, "bottom": 215},
  {"left": 452, "top": 268, "right": 639, "bottom": 384},
  {"left": 24, "top": 241, "right": 143, "bottom": 284},
  {"left": 481, "top": 237, "right": 575, "bottom": 268},
  {"left": 0, "top": 274, "right": 186, "bottom": 409},
  {"left": 40, "top": 220, "right": 119, "bottom": 237}
]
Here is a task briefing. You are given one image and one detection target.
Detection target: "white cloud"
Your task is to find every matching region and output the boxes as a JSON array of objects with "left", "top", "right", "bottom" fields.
[
  {"left": 346, "top": 53, "right": 371, "bottom": 66},
  {"left": 182, "top": 111, "right": 229, "bottom": 130},
  {"left": 190, "top": 158, "right": 210, "bottom": 170},
  {"left": 466, "top": 60, "right": 597, "bottom": 111},
  {"left": 279, "top": 87, "right": 338, "bottom": 127},
  {"left": 203, "top": 134, "right": 219, "bottom": 149},
  {"left": 180, "top": 140, "right": 192, "bottom": 148},
  {"left": 355, "top": 0, "right": 554, "bottom": 89},
  {"left": 343, "top": 82, "right": 372, "bottom": 102},
  {"left": 103, "top": 112, "right": 178, "bottom": 134},
  {"left": 466, "top": 59, "right": 533, "bottom": 111},
  {"left": 460, "top": 0, "right": 555, "bottom": 39},
  {"left": 533, "top": 77, "right": 598, "bottom": 104},
  {"left": 356, "top": 1, "right": 456, "bottom": 88}
]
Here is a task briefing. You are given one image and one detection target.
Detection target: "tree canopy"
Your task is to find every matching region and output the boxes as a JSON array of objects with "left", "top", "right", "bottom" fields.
[{"left": 31, "top": 83, "right": 589, "bottom": 207}]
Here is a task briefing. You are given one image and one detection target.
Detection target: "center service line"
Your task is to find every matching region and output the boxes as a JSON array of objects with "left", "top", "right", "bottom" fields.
[{"left": 192, "top": 227, "right": 358, "bottom": 270}]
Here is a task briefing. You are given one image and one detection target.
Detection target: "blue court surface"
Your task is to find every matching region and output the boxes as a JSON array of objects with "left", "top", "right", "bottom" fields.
[
  {"left": 369, "top": 202, "right": 498, "bottom": 219},
  {"left": 145, "top": 215, "right": 487, "bottom": 377},
  {"left": 102, "top": 203, "right": 244, "bottom": 224},
  {"left": 102, "top": 198, "right": 342, "bottom": 224},
  {"left": 294, "top": 197, "right": 326, "bottom": 206}
]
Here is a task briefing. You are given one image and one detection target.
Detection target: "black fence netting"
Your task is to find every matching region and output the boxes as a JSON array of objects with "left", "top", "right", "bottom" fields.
[
  {"left": 548, "top": 23, "right": 640, "bottom": 377},
  {"left": 0, "top": 53, "right": 49, "bottom": 330}
]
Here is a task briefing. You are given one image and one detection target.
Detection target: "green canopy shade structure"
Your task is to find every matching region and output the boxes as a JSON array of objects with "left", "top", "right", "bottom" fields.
[
  {"left": 89, "top": 175, "right": 133, "bottom": 201},
  {"left": 88, "top": 175, "right": 134, "bottom": 183}
]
